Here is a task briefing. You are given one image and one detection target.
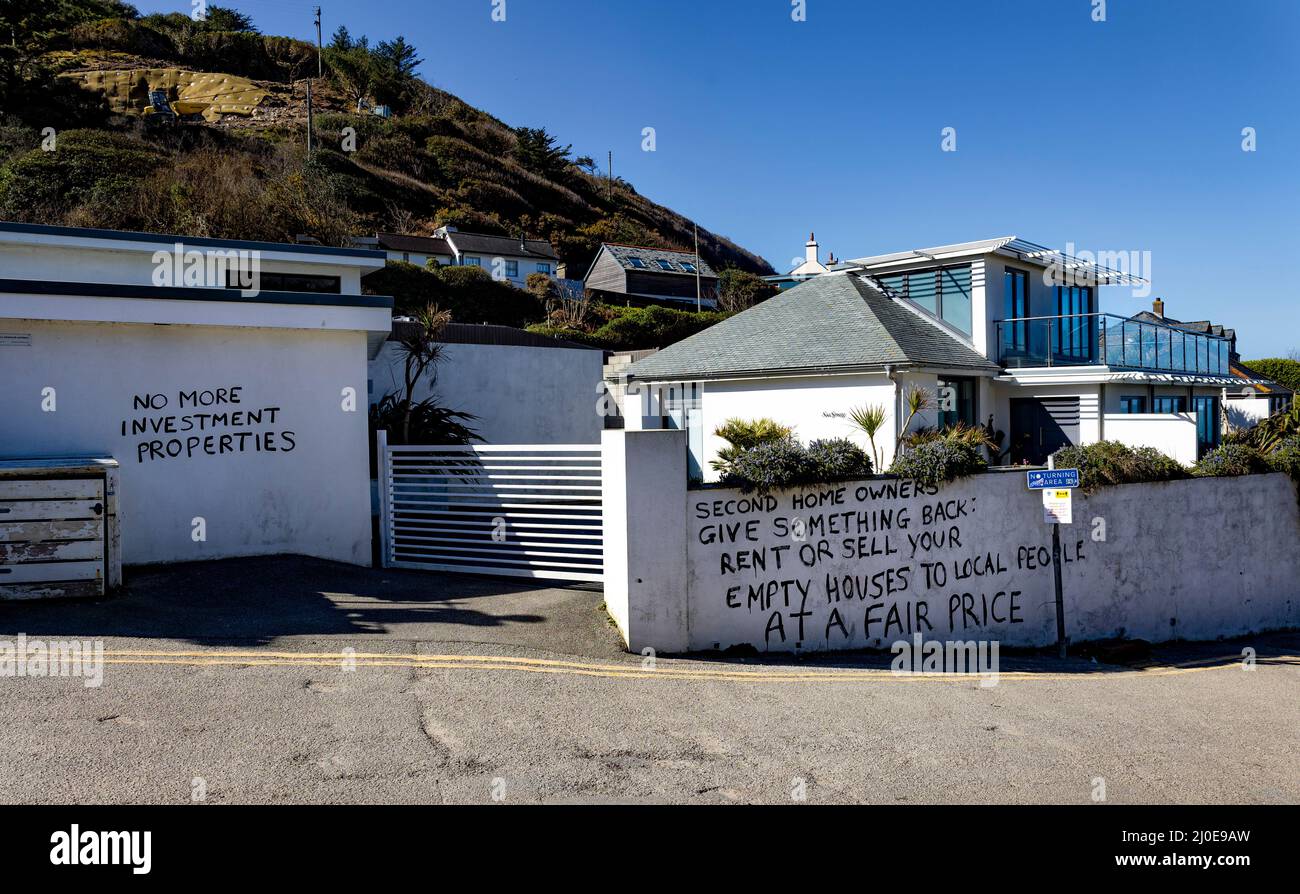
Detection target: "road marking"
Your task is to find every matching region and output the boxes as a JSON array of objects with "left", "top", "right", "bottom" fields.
[{"left": 79, "top": 648, "right": 1298, "bottom": 684}]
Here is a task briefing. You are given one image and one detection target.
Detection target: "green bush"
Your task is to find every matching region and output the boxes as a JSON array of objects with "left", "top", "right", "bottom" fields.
[
  {"left": 710, "top": 417, "right": 793, "bottom": 477},
  {"left": 1265, "top": 436, "right": 1300, "bottom": 480},
  {"left": 589, "top": 305, "right": 730, "bottom": 351},
  {"left": 1192, "top": 443, "right": 1272, "bottom": 478},
  {"left": 0, "top": 130, "right": 161, "bottom": 223},
  {"left": 362, "top": 262, "right": 542, "bottom": 326},
  {"left": 1243, "top": 358, "right": 1300, "bottom": 394},
  {"left": 1051, "top": 441, "right": 1187, "bottom": 493},
  {"left": 807, "top": 439, "right": 874, "bottom": 480},
  {"left": 720, "top": 438, "right": 814, "bottom": 494},
  {"left": 888, "top": 439, "right": 987, "bottom": 489}
]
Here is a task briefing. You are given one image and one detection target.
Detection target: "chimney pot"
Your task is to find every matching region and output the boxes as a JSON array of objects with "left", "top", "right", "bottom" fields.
[{"left": 1152, "top": 298, "right": 1165, "bottom": 318}]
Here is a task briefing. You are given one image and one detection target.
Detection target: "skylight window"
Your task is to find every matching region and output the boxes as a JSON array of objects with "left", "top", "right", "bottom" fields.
[
  {"left": 628, "top": 257, "right": 647, "bottom": 268},
  {"left": 680, "top": 262, "right": 697, "bottom": 273},
  {"left": 656, "top": 259, "right": 676, "bottom": 271}
]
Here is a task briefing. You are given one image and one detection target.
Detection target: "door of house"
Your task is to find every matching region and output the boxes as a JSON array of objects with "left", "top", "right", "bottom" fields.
[
  {"left": 1193, "top": 395, "right": 1221, "bottom": 458},
  {"left": 1010, "top": 397, "right": 1080, "bottom": 465}
]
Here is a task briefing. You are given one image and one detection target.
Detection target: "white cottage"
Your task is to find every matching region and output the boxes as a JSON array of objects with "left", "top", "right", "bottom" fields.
[{"left": 0, "top": 221, "right": 392, "bottom": 570}]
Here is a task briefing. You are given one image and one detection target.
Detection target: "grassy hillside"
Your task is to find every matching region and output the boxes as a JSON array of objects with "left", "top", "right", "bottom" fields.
[{"left": 0, "top": 1, "right": 773, "bottom": 282}]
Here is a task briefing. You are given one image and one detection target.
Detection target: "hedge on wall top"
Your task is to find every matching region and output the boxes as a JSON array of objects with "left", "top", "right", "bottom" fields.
[
  {"left": 1051, "top": 440, "right": 1187, "bottom": 493},
  {"left": 887, "top": 439, "right": 987, "bottom": 489}
]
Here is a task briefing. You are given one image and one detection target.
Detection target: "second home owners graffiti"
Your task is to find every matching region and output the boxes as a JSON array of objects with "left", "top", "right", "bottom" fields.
[
  {"left": 690, "top": 478, "right": 1089, "bottom": 650},
  {"left": 120, "top": 386, "right": 297, "bottom": 463}
]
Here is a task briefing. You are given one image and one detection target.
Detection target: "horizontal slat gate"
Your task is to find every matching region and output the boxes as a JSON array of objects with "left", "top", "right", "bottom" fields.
[
  {"left": 379, "top": 436, "right": 602, "bottom": 583},
  {"left": 0, "top": 476, "right": 106, "bottom": 598}
]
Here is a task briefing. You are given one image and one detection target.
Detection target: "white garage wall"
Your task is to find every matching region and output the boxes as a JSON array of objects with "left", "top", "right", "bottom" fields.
[
  {"left": 0, "top": 319, "right": 374, "bottom": 566},
  {"left": 369, "top": 341, "right": 605, "bottom": 444}
]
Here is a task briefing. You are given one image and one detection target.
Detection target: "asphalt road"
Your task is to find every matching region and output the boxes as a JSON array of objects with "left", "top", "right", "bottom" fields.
[{"left": 0, "top": 557, "right": 1295, "bottom": 805}]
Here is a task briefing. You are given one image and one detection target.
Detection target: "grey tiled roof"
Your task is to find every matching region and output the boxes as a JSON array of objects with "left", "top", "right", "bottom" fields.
[
  {"left": 622, "top": 273, "right": 999, "bottom": 381},
  {"left": 447, "top": 231, "right": 559, "bottom": 260},
  {"left": 603, "top": 243, "right": 717, "bottom": 277}
]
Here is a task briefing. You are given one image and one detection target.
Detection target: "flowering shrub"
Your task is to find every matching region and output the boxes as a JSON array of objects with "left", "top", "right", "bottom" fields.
[
  {"left": 807, "top": 438, "right": 874, "bottom": 481},
  {"left": 888, "top": 439, "right": 986, "bottom": 489},
  {"left": 720, "top": 437, "right": 814, "bottom": 493},
  {"left": 1193, "top": 443, "right": 1272, "bottom": 478},
  {"left": 1052, "top": 441, "right": 1186, "bottom": 493}
]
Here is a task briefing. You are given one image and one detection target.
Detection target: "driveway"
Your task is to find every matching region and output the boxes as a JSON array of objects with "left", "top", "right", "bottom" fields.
[{"left": 0, "top": 556, "right": 1295, "bottom": 805}]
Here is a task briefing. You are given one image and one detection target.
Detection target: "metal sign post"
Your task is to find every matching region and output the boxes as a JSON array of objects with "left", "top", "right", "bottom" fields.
[{"left": 1029, "top": 462, "right": 1076, "bottom": 658}]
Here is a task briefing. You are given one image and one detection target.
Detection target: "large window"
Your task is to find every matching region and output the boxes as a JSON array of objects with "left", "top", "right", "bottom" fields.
[
  {"left": 1193, "top": 396, "right": 1221, "bottom": 457},
  {"left": 226, "top": 271, "right": 341, "bottom": 294},
  {"left": 1003, "top": 268, "right": 1029, "bottom": 353},
  {"left": 1054, "top": 285, "right": 1095, "bottom": 362},
  {"left": 1119, "top": 395, "right": 1147, "bottom": 414},
  {"left": 878, "top": 264, "right": 974, "bottom": 336},
  {"left": 937, "top": 377, "right": 976, "bottom": 429},
  {"left": 1153, "top": 396, "right": 1188, "bottom": 414}
]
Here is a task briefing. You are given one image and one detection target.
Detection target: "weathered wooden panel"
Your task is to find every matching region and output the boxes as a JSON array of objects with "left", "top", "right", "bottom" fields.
[
  {"left": 0, "top": 479, "right": 102, "bottom": 500},
  {"left": 0, "top": 560, "right": 103, "bottom": 583},
  {"left": 0, "top": 540, "right": 104, "bottom": 563},
  {"left": 0, "top": 500, "right": 103, "bottom": 522},
  {"left": 0, "top": 519, "right": 103, "bottom": 543},
  {"left": 0, "top": 580, "right": 104, "bottom": 600}
]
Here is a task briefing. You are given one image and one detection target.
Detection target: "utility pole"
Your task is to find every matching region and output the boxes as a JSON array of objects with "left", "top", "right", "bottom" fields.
[
  {"left": 694, "top": 224, "right": 702, "bottom": 312},
  {"left": 607, "top": 150, "right": 613, "bottom": 204},
  {"left": 314, "top": 7, "right": 323, "bottom": 77},
  {"left": 305, "top": 78, "right": 314, "bottom": 153}
]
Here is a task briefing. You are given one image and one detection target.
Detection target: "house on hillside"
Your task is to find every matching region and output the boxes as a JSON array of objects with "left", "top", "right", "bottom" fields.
[
  {"left": 764, "top": 232, "right": 839, "bottom": 291},
  {"left": 620, "top": 235, "right": 1259, "bottom": 479},
  {"left": 583, "top": 243, "right": 718, "bottom": 308},
  {"left": 355, "top": 226, "right": 560, "bottom": 289}
]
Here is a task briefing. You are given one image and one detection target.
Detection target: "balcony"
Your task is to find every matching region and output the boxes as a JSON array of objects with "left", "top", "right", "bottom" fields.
[{"left": 996, "top": 313, "right": 1231, "bottom": 375}]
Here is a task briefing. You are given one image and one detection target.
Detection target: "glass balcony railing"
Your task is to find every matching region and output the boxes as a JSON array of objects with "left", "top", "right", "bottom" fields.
[{"left": 995, "top": 313, "right": 1231, "bottom": 375}]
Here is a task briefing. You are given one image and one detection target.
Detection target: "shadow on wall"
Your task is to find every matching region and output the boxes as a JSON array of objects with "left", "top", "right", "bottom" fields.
[{"left": 0, "top": 555, "right": 553, "bottom": 647}]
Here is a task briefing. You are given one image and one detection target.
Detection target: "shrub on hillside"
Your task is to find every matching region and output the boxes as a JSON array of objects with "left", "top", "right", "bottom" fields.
[
  {"left": 0, "top": 130, "right": 161, "bottom": 224},
  {"left": 1051, "top": 441, "right": 1187, "bottom": 492},
  {"left": 888, "top": 439, "right": 987, "bottom": 489},
  {"left": 807, "top": 439, "right": 874, "bottom": 481},
  {"left": 590, "top": 305, "right": 730, "bottom": 351},
  {"left": 363, "top": 262, "right": 542, "bottom": 326},
  {"left": 1192, "top": 443, "right": 1272, "bottom": 478}
]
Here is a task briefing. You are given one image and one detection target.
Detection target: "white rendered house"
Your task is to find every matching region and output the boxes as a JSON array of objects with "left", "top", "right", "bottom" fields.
[{"left": 619, "top": 236, "right": 1259, "bottom": 478}]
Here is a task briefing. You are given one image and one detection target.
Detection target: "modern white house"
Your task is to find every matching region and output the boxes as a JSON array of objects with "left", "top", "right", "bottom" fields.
[
  {"left": 0, "top": 221, "right": 392, "bottom": 571},
  {"left": 618, "top": 236, "right": 1258, "bottom": 479}
]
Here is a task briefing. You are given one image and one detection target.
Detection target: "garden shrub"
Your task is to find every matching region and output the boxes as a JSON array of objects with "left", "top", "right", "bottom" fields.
[
  {"left": 807, "top": 439, "right": 873, "bottom": 481},
  {"left": 1051, "top": 440, "right": 1187, "bottom": 493},
  {"left": 1192, "top": 443, "right": 1272, "bottom": 478},
  {"left": 720, "top": 438, "right": 814, "bottom": 494},
  {"left": 888, "top": 439, "right": 987, "bottom": 489},
  {"left": 588, "top": 305, "right": 730, "bottom": 351},
  {"left": 1265, "top": 436, "right": 1300, "bottom": 480},
  {"left": 710, "top": 417, "right": 793, "bottom": 477}
]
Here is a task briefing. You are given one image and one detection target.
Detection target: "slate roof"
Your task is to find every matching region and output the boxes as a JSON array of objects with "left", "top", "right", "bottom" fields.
[
  {"left": 1130, "top": 310, "right": 1235, "bottom": 342},
  {"left": 622, "top": 273, "right": 1000, "bottom": 381},
  {"left": 376, "top": 232, "right": 452, "bottom": 255},
  {"left": 601, "top": 243, "right": 717, "bottom": 278},
  {"left": 447, "top": 231, "right": 559, "bottom": 261}
]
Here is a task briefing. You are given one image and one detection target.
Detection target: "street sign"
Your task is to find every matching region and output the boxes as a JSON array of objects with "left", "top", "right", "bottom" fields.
[
  {"left": 1042, "top": 489, "right": 1073, "bottom": 524},
  {"left": 1026, "top": 468, "right": 1080, "bottom": 490}
]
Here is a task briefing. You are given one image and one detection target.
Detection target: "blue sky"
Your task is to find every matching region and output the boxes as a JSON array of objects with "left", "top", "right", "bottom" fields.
[{"left": 137, "top": 0, "right": 1299, "bottom": 356}]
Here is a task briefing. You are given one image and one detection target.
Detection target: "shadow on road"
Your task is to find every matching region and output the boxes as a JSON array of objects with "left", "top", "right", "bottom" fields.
[{"left": 0, "top": 555, "right": 616, "bottom": 650}]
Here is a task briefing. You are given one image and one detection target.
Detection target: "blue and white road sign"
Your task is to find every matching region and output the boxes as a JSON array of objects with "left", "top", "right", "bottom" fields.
[{"left": 1026, "top": 468, "right": 1080, "bottom": 490}]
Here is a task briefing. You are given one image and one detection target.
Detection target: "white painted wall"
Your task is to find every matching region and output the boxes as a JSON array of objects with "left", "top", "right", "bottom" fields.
[
  {"left": 603, "top": 429, "right": 1300, "bottom": 653},
  {"left": 0, "top": 319, "right": 374, "bottom": 566},
  {"left": 698, "top": 374, "right": 899, "bottom": 481},
  {"left": 1224, "top": 395, "right": 1275, "bottom": 431},
  {"left": 369, "top": 340, "right": 605, "bottom": 444},
  {"left": 1102, "top": 414, "right": 1199, "bottom": 465}
]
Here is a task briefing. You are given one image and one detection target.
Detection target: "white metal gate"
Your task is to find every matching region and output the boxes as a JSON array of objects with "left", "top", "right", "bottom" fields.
[{"left": 377, "top": 432, "right": 602, "bottom": 582}]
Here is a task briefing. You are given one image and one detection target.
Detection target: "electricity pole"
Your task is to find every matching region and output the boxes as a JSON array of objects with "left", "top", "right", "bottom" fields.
[
  {"left": 607, "top": 150, "right": 613, "bottom": 204},
  {"left": 694, "top": 224, "right": 702, "bottom": 312},
  {"left": 314, "top": 7, "right": 323, "bottom": 77}
]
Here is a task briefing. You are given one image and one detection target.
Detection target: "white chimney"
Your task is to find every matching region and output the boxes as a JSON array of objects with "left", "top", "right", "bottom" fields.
[{"left": 805, "top": 232, "right": 819, "bottom": 266}]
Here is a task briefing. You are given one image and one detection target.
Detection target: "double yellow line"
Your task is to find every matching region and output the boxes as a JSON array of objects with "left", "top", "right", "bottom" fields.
[{"left": 89, "top": 648, "right": 1290, "bottom": 684}]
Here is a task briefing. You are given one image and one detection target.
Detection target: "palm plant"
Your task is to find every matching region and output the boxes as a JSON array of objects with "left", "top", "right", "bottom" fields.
[
  {"left": 848, "top": 403, "right": 888, "bottom": 470},
  {"left": 896, "top": 385, "right": 934, "bottom": 450}
]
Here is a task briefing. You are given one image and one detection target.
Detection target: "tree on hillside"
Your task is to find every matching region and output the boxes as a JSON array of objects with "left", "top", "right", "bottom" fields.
[
  {"left": 376, "top": 36, "right": 422, "bottom": 77},
  {"left": 201, "top": 5, "right": 259, "bottom": 33},
  {"left": 513, "top": 127, "right": 572, "bottom": 179},
  {"left": 718, "top": 267, "right": 778, "bottom": 313},
  {"left": 1244, "top": 357, "right": 1300, "bottom": 394}
]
